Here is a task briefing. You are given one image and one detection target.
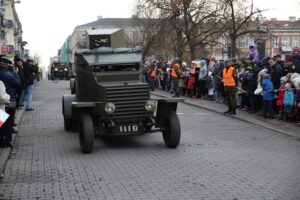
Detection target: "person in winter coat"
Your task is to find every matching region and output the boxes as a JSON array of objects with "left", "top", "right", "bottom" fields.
[
  {"left": 23, "top": 59, "right": 37, "bottom": 111},
  {"left": 269, "top": 57, "right": 283, "bottom": 90},
  {"left": 283, "top": 83, "right": 295, "bottom": 122},
  {"left": 212, "top": 62, "right": 223, "bottom": 103},
  {"left": 262, "top": 74, "right": 274, "bottom": 118},
  {"left": 0, "top": 80, "right": 10, "bottom": 148},
  {"left": 0, "top": 57, "right": 21, "bottom": 147},
  {"left": 248, "top": 44, "right": 259, "bottom": 64},
  {"left": 14, "top": 56, "right": 25, "bottom": 109},
  {"left": 198, "top": 60, "right": 208, "bottom": 98},
  {"left": 276, "top": 76, "right": 288, "bottom": 120},
  {"left": 295, "top": 81, "right": 300, "bottom": 126}
]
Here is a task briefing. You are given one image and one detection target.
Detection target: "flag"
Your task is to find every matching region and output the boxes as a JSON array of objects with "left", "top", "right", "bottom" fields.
[{"left": 0, "top": 109, "right": 9, "bottom": 127}]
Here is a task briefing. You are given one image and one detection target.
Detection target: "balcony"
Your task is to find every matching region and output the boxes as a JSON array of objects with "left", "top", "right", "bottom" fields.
[{"left": 2, "top": 19, "right": 13, "bottom": 28}]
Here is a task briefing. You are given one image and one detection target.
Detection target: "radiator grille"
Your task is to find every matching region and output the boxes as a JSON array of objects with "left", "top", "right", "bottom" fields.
[{"left": 105, "top": 84, "right": 149, "bottom": 117}]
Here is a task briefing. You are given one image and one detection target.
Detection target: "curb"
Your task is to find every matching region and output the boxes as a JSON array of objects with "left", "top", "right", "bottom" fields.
[
  {"left": 152, "top": 91, "right": 300, "bottom": 139},
  {"left": 0, "top": 107, "right": 25, "bottom": 179}
]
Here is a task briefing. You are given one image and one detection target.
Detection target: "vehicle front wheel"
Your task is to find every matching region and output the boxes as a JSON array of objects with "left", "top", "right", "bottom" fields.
[
  {"left": 162, "top": 111, "right": 181, "bottom": 148},
  {"left": 64, "top": 117, "right": 72, "bottom": 131},
  {"left": 78, "top": 114, "right": 94, "bottom": 153}
]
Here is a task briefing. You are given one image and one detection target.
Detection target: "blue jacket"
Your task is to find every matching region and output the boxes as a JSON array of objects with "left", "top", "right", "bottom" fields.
[
  {"left": 0, "top": 67, "right": 21, "bottom": 101},
  {"left": 283, "top": 90, "right": 294, "bottom": 106},
  {"left": 262, "top": 78, "right": 274, "bottom": 100}
]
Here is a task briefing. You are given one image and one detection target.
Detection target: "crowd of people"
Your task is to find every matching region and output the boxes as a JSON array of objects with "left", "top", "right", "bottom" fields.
[
  {"left": 0, "top": 55, "right": 38, "bottom": 148},
  {"left": 144, "top": 46, "right": 300, "bottom": 126}
]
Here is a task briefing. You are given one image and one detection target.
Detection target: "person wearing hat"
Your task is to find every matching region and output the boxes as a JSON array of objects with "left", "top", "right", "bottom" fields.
[
  {"left": 220, "top": 59, "right": 238, "bottom": 115},
  {"left": 14, "top": 56, "right": 26, "bottom": 109},
  {"left": 0, "top": 57, "right": 21, "bottom": 147}
]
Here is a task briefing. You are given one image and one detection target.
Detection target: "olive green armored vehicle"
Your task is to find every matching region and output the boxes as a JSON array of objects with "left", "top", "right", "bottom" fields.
[{"left": 62, "top": 29, "right": 182, "bottom": 153}]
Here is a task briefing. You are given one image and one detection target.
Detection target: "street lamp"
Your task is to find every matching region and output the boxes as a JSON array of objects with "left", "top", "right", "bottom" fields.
[{"left": 14, "top": 0, "right": 21, "bottom": 4}]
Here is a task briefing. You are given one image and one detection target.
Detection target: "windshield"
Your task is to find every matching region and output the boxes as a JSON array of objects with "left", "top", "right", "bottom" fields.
[{"left": 90, "top": 63, "right": 139, "bottom": 72}]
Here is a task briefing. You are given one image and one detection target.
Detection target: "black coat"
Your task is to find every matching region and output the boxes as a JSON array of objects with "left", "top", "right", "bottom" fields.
[
  {"left": 270, "top": 64, "right": 283, "bottom": 90},
  {"left": 23, "top": 63, "right": 37, "bottom": 86}
]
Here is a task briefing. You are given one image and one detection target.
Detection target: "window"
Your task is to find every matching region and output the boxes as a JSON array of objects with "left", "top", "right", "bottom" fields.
[
  {"left": 248, "top": 38, "right": 254, "bottom": 47},
  {"left": 292, "top": 38, "right": 299, "bottom": 48},
  {"left": 239, "top": 37, "right": 247, "bottom": 48},
  {"left": 271, "top": 36, "right": 278, "bottom": 48},
  {"left": 216, "top": 37, "right": 222, "bottom": 48},
  {"left": 282, "top": 37, "right": 289, "bottom": 47}
]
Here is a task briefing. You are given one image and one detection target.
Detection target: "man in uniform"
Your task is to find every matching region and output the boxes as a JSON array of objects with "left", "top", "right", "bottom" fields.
[
  {"left": 221, "top": 59, "right": 238, "bottom": 115},
  {"left": 171, "top": 58, "right": 182, "bottom": 97}
]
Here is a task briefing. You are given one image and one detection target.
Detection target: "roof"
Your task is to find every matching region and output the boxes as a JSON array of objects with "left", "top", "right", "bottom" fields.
[
  {"left": 86, "top": 28, "right": 122, "bottom": 35},
  {"left": 262, "top": 20, "right": 300, "bottom": 30},
  {"left": 77, "top": 18, "right": 137, "bottom": 29}
]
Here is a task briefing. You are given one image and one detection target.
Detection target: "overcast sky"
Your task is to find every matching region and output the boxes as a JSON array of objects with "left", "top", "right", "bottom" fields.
[{"left": 15, "top": 0, "right": 300, "bottom": 68}]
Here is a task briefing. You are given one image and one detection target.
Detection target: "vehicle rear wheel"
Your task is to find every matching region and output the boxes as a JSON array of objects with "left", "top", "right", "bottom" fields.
[
  {"left": 162, "top": 111, "right": 181, "bottom": 148},
  {"left": 64, "top": 117, "right": 72, "bottom": 131},
  {"left": 78, "top": 114, "right": 94, "bottom": 153}
]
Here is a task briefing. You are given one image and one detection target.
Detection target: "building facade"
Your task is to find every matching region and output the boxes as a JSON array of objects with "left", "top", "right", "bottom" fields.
[
  {"left": 59, "top": 16, "right": 300, "bottom": 63},
  {"left": 0, "top": 0, "right": 24, "bottom": 59}
]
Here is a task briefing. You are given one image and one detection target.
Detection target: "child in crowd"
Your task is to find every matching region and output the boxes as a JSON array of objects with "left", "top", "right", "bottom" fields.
[
  {"left": 262, "top": 74, "right": 274, "bottom": 118},
  {"left": 276, "top": 76, "right": 287, "bottom": 120},
  {"left": 283, "top": 83, "right": 294, "bottom": 122},
  {"left": 295, "top": 81, "right": 300, "bottom": 126}
]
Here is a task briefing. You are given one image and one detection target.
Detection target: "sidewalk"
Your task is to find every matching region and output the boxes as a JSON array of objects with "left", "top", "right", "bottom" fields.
[
  {"left": 0, "top": 106, "right": 25, "bottom": 178},
  {"left": 152, "top": 90, "right": 300, "bottom": 138}
]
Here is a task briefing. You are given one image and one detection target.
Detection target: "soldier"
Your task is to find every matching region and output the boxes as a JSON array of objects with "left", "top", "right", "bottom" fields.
[
  {"left": 221, "top": 59, "right": 238, "bottom": 115},
  {"left": 171, "top": 58, "right": 182, "bottom": 97},
  {"left": 148, "top": 62, "right": 157, "bottom": 91}
]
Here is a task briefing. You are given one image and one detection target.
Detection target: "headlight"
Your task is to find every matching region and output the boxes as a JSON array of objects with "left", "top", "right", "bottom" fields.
[
  {"left": 64, "top": 68, "right": 68, "bottom": 71},
  {"left": 105, "top": 103, "right": 116, "bottom": 114},
  {"left": 54, "top": 68, "right": 58, "bottom": 71},
  {"left": 145, "top": 100, "right": 155, "bottom": 111}
]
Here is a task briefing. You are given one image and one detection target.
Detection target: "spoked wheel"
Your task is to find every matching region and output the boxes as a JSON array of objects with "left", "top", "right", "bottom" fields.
[
  {"left": 162, "top": 111, "right": 181, "bottom": 148},
  {"left": 78, "top": 114, "right": 94, "bottom": 153}
]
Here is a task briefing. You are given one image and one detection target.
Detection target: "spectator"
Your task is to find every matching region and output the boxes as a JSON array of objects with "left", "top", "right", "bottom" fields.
[
  {"left": 14, "top": 56, "right": 25, "bottom": 109},
  {"left": 0, "top": 57, "right": 21, "bottom": 147},
  {"left": 262, "top": 74, "right": 274, "bottom": 119},
  {"left": 248, "top": 44, "right": 259, "bottom": 64},
  {"left": 283, "top": 83, "right": 294, "bottom": 122},
  {"left": 23, "top": 59, "right": 37, "bottom": 111},
  {"left": 0, "top": 80, "right": 10, "bottom": 148},
  {"left": 276, "top": 76, "right": 288, "bottom": 120},
  {"left": 295, "top": 81, "right": 300, "bottom": 126},
  {"left": 198, "top": 60, "right": 208, "bottom": 99}
]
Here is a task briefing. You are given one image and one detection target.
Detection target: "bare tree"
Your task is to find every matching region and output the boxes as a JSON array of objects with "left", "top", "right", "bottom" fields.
[
  {"left": 221, "top": 0, "right": 267, "bottom": 57},
  {"left": 134, "top": 0, "right": 175, "bottom": 60},
  {"left": 33, "top": 53, "right": 41, "bottom": 64}
]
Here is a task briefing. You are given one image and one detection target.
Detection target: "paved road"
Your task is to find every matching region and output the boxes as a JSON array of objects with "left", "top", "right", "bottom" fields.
[{"left": 0, "top": 80, "right": 299, "bottom": 200}]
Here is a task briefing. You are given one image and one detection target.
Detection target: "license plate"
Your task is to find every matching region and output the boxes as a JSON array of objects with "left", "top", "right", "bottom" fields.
[{"left": 119, "top": 124, "right": 139, "bottom": 133}]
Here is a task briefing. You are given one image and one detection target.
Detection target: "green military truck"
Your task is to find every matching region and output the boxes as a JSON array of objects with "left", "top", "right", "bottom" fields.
[
  {"left": 62, "top": 46, "right": 183, "bottom": 153},
  {"left": 49, "top": 61, "right": 70, "bottom": 80}
]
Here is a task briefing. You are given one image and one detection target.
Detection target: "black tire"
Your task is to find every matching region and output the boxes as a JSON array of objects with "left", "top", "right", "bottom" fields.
[
  {"left": 78, "top": 114, "right": 94, "bottom": 153},
  {"left": 162, "top": 111, "right": 181, "bottom": 148},
  {"left": 71, "top": 87, "right": 75, "bottom": 94},
  {"left": 64, "top": 118, "right": 72, "bottom": 131}
]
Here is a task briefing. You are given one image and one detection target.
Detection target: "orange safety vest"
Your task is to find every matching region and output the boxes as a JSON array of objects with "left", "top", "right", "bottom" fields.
[
  {"left": 150, "top": 67, "right": 157, "bottom": 77},
  {"left": 223, "top": 67, "right": 236, "bottom": 87},
  {"left": 172, "top": 64, "right": 180, "bottom": 78}
]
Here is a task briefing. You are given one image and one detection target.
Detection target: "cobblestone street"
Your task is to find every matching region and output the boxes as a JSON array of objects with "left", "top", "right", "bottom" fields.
[{"left": 0, "top": 80, "right": 299, "bottom": 200}]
